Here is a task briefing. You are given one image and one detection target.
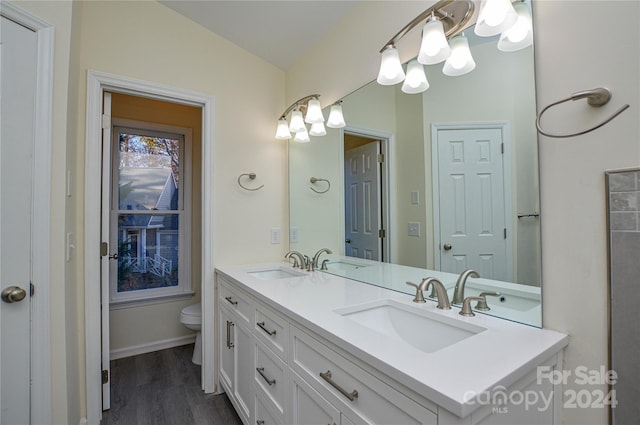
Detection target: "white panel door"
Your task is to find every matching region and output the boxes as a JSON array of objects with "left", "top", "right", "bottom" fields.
[
  {"left": 436, "top": 127, "right": 509, "bottom": 281},
  {"left": 0, "top": 15, "right": 37, "bottom": 424},
  {"left": 344, "top": 142, "right": 381, "bottom": 260}
]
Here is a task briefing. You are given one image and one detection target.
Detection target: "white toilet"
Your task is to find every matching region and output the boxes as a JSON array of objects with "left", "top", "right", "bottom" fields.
[{"left": 180, "top": 303, "right": 202, "bottom": 365}]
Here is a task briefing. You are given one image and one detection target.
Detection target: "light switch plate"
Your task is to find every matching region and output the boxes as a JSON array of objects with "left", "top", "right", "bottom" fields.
[
  {"left": 408, "top": 222, "right": 420, "bottom": 237},
  {"left": 290, "top": 227, "right": 299, "bottom": 243},
  {"left": 271, "top": 227, "right": 281, "bottom": 244},
  {"left": 411, "top": 191, "right": 419, "bottom": 205}
]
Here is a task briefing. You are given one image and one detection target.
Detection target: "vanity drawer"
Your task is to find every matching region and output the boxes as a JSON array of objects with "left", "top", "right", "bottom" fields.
[
  {"left": 255, "top": 390, "right": 284, "bottom": 425},
  {"left": 219, "top": 278, "right": 252, "bottom": 326},
  {"left": 254, "top": 303, "right": 289, "bottom": 361},
  {"left": 254, "top": 340, "right": 287, "bottom": 418},
  {"left": 290, "top": 326, "right": 437, "bottom": 425}
]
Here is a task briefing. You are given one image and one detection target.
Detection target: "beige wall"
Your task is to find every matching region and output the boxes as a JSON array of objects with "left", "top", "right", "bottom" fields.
[{"left": 288, "top": 1, "right": 640, "bottom": 424}]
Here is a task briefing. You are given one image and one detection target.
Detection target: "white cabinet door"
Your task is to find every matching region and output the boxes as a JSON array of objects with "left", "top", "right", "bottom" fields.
[
  {"left": 220, "top": 306, "right": 235, "bottom": 393},
  {"left": 291, "top": 371, "right": 340, "bottom": 425}
]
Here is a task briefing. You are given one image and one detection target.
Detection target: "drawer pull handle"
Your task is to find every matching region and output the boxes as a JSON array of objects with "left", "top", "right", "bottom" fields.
[
  {"left": 226, "top": 320, "right": 235, "bottom": 349},
  {"left": 225, "top": 296, "right": 238, "bottom": 305},
  {"left": 256, "top": 421, "right": 265, "bottom": 425},
  {"left": 257, "top": 321, "right": 277, "bottom": 336},
  {"left": 256, "top": 367, "right": 276, "bottom": 386},
  {"left": 319, "top": 370, "right": 358, "bottom": 402}
]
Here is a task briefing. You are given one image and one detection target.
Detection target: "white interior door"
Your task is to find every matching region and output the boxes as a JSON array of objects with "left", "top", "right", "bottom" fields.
[
  {"left": 344, "top": 141, "right": 381, "bottom": 260},
  {"left": 0, "top": 15, "right": 37, "bottom": 424},
  {"left": 100, "top": 92, "right": 112, "bottom": 410},
  {"left": 435, "top": 126, "right": 510, "bottom": 281}
]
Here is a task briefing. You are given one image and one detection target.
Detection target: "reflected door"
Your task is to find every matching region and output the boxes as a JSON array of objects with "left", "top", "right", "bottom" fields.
[
  {"left": 0, "top": 15, "right": 36, "bottom": 423},
  {"left": 435, "top": 126, "right": 511, "bottom": 281},
  {"left": 344, "top": 142, "right": 381, "bottom": 260}
]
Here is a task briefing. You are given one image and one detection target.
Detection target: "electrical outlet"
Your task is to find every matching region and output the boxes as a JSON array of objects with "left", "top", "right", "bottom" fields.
[
  {"left": 408, "top": 222, "right": 420, "bottom": 237},
  {"left": 411, "top": 191, "right": 419, "bottom": 205},
  {"left": 271, "top": 227, "right": 281, "bottom": 244}
]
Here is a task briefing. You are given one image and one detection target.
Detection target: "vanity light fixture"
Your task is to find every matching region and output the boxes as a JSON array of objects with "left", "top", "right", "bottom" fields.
[
  {"left": 376, "top": 0, "right": 533, "bottom": 91},
  {"left": 275, "top": 94, "right": 344, "bottom": 141}
]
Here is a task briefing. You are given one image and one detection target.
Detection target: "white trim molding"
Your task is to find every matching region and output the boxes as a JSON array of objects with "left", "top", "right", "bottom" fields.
[
  {"left": 109, "top": 335, "right": 196, "bottom": 361},
  {"left": 0, "top": 3, "right": 54, "bottom": 424},
  {"left": 84, "top": 70, "right": 215, "bottom": 424}
]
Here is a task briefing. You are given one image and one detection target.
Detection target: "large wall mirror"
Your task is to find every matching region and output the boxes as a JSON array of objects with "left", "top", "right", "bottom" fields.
[{"left": 289, "top": 16, "right": 542, "bottom": 327}]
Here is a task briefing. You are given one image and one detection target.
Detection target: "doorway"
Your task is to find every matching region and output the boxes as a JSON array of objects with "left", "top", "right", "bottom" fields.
[
  {"left": 342, "top": 129, "right": 391, "bottom": 262},
  {"left": 85, "top": 71, "right": 215, "bottom": 425}
]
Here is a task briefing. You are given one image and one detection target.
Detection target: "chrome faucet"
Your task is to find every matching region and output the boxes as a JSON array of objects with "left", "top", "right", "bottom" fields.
[
  {"left": 285, "top": 251, "right": 306, "bottom": 269},
  {"left": 406, "top": 278, "right": 451, "bottom": 309},
  {"left": 311, "top": 248, "right": 332, "bottom": 270},
  {"left": 452, "top": 269, "right": 479, "bottom": 305}
]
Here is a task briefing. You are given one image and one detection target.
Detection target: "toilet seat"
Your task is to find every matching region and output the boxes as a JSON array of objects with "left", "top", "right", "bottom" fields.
[{"left": 180, "top": 304, "right": 201, "bottom": 325}]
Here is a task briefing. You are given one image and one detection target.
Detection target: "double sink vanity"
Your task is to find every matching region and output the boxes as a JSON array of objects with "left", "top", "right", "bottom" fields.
[{"left": 215, "top": 259, "right": 568, "bottom": 425}]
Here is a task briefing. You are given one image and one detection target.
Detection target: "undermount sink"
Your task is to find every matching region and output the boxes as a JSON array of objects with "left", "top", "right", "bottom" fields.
[
  {"left": 325, "top": 260, "right": 369, "bottom": 271},
  {"left": 247, "top": 267, "right": 306, "bottom": 280},
  {"left": 335, "top": 299, "right": 485, "bottom": 353}
]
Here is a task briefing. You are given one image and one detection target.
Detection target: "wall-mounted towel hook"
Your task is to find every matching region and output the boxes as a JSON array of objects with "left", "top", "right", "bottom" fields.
[
  {"left": 237, "top": 173, "right": 264, "bottom": 191},
  {"left": 536, "top": 87, "right": 630, "bottom": 138},
  {"left": 310, "top": 177, "right": 331, "bottom": 194}
]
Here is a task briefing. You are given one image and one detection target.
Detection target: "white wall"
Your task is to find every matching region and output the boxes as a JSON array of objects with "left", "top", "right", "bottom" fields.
[{"left": 287, "top": 1, "right": 640, "bottom": 424}]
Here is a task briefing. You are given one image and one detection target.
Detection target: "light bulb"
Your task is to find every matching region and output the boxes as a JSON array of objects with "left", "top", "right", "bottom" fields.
[
  {"left": 275, "top": 118, "right": 291, "bottom": 139},
  {"left": 402, "top": 60, "right": 430, "bottom": 94},
  {"left": 309, "top": 122, "right": 327, "bottom": 137},
  {"left": 443, "top": 34, "right": 476, "bottom": 76},
  {"left": 304, "top": 98, "right": 324, "bottom": 124},
  {"left": 326, "top": 103, "right": 346, "bottom": 128},
  {"left": 293, "top": 127, "right": 310, "bottom": 143},
  {"left": 376, "top": 45, "right": 405, "bottom": 85},
  {"left": 289, "top": 109, "right": 306, "bottom": 133},
  {"left": 418, "top": 19, "right": 451, "bottom": 65},
  {"left": 474, "top": 0, "right": 518, "bottom": 37},
  {"left": 497, "top": 2, "right": 533, "bottom": 52}
]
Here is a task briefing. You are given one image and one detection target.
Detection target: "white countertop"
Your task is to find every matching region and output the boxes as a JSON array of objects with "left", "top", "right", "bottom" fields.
[{"left": 216, "top": 262, "right": 568, "bottom": 418}]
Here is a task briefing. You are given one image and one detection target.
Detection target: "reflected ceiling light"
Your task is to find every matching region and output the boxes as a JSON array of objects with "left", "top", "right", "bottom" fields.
[
  {"left": 497, "top": 1, "right": 533, "bottom": 52},
  {"left": 377, "top": 45, "right": 405, "bottom": 85},
  {"left": 309, "top": 122, "right": 327, "bottom": 137},
  {"left": 418, "top": 16, "right": 451, "bottom": 65},
  {"left": 274, "top": 94, "right": 343, "bottom": 140},
  {"left": 375, "top": 0, "right": 533, "bottom": 90},
  {"left": 402, "top": 60, "right": 430, "bottom": 94},
  {"left": 474, "top": 0, "right": 518, "bottom": 37},
  {"left": 293, "top": 127, "right": 310, "bottom": 143},
  {"left": 442, "top": 34, "right": 476, "bottom": 76},
  {"left": 327, "top": 102, "right": 346, "bottom": 128}
]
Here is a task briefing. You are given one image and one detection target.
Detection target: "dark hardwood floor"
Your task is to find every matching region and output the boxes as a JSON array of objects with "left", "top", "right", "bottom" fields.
[{"left": 102, "top": 344, "right": 242, "bottom": 425}]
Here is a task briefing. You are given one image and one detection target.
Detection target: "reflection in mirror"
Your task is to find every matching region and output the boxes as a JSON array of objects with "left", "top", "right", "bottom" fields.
[{"left": 289, "top": 24, "right": 541, "bottom": 327}]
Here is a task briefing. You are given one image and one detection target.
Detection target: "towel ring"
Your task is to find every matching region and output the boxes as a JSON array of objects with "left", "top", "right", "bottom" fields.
[
  {"left": 310, "top": 177, "right": 330, "bottom": 194},
  {"left": 536, "top": 88, "right": 630, "bottom": 138},
  {"left": 238, "top": 173, "right": 264, "bottom": 191}
]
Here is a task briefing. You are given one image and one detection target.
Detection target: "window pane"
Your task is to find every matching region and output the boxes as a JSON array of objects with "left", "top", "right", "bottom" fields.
[
  {"left": 116, "top": 214, "right": 179, "bottom": 292},
  {"left": 118, "top": 132, "right": 180, "bottom": 211}
]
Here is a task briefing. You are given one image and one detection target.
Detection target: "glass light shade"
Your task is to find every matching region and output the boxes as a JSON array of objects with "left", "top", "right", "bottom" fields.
[
  {"left": 497, "top": 2, "right": 533, "bottom": 52},
  {"left": 402, "top": 60, "right": 430, "bottom": 94},
  {"left": 443, "top": 34, "right": 476, "bottom": 76},
  {"left": 275, "top": 118, "right": 292, "bottom": 139},
  {"left": 326, "top": 104, "right": 346, "bottom": 128},
  {"left": 304, "top": 98, "right": 324, "bottom": 124},
  {"left": 417, "top": 19, "right": 451, "bottom": 65},
  {"left": 293, "top": 127, "right": 310, "bottom": 143},
  {"left": 376, "top": 46, "right": 405, "bottom": 85},
  {"left": 309, "top": 122, "right": 327, "bottom": 137},
  {"left": 474, "top": 0, "right": 518, "bottom": 37},
  {"left": 289, "top": 110, "right": 306, "bottom": 133}
]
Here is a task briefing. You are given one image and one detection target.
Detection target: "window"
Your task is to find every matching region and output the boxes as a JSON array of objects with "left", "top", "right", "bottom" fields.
[{"left": 109, "top": 121, "right": 191, "bottom": 304}]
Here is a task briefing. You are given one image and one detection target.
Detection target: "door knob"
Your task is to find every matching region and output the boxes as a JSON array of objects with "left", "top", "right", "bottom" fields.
[
  {"left": 108, "top": 253, "right": 118, "bottom": 260},
  {"left": 443, "top": 243, "right": 452, "bottom": 251},
  {"left": 345, "top": 239, "right": 351, "bottom": 244},
  {"left": 1, "top": 285, "right": 27, "bottom": 303}
]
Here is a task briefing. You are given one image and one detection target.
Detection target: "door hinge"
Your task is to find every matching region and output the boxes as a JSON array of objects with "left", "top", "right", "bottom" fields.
[
  {"left": 501, "top": 143, "right": 505, "bottom": 154},
  {"left": 100, "top": 242, "right": 108, "bottom": 257},
  {"left": 102, "top": 370, "right": 109, "bottom": 384},
  {"left": 377, "top": 153, "right": 385, "bottom": 163},
  {"left": 101, "top": 114, "right": 111, "bottom": 129},
  {"left": 379, "top": 229, "right": 386, "bottom": 238},
  {"left": 504, "top": 228, "right": 507, "bottom": 239},
  {"left": 30, "top": 282, "right": 35, "bottom": 297}
]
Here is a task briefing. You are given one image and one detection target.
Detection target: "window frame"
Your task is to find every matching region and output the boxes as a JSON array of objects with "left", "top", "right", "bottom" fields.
[{"left": 108, "top": 118, "right": 192, "bottom": 306}]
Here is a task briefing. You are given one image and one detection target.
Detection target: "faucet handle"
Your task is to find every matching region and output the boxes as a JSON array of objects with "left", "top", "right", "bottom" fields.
[
  {"left": 475, "top": 292, "right": 501, "bottom": 311},
  {"left": 405, "top": 281, "right": 426, "bottom": 303},
  {"left": 321, "top": 259, "right": 329, "bottom": 270},
  {"left": 459, "top": 296, "right": 485, "bottom": 317}
]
